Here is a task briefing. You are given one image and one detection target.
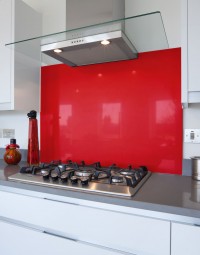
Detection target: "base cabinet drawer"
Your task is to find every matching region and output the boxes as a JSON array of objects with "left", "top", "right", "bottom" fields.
[
  {"left": 0, "top": 220, "right": 127, "bottom": 255},
  {"left": 171, "top": 222, "right": 200, "bottom": 255},
  {"left": 0, "top": 191, "right": 170, "bottom": 255}
]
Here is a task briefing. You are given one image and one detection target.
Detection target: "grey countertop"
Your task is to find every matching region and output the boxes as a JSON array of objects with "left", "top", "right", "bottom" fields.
[{"left": 0, "top": 160, "right": 200, "bottom": 221}]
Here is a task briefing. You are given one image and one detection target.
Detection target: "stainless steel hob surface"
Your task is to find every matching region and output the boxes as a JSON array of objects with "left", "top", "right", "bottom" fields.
[{"left": 8, "top": 160, "right": 151, "bottom": 197}]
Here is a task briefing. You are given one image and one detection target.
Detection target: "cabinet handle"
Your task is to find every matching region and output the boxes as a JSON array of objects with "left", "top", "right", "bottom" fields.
[
  {"left": 44, "top": 231, "right": 78, "bottom": 242},
  {"left": 0, "top": 217, "right": 43, "bottom": 233},
  {"left": 43, "top": 197, "right": 80, "bottom": 206},
  {"left": 78, "top": 240, "right": 136, "bottom": 255},
  {"left": 44, "top": 232, "right": 136, "bottom": 255}
]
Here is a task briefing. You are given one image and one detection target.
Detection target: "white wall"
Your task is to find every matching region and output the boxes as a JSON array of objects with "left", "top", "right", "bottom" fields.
[
  {"left": 0, "top": 111, "right": 40, "bottom": 149},
  {"left": 183, "top": 104, "right": 200, "bottom": 158},
  {"left": 125, "top": 0, "right": 181, "bottom": 48},
  {"left": 22, "top": 0, "right": 66, "bottom": 35}
]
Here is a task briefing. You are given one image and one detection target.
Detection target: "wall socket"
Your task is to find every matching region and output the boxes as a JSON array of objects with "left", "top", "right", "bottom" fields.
[
  {"left": 2, "top": 129, "right": 15, "bottom": 139},
  {"left": 184, "top": 129, "right": 200, "bottom": 143}
]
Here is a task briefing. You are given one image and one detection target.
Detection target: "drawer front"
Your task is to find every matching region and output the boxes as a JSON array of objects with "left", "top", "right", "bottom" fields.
[
  {"left": 0, "top": 191, "right": 170, "bottom": 255},
  {"left": 171, "top": 222, "right": 200, "bottom": 255},
  {"left": 0, "top": 220, "right": 125, "bottom": 255}
]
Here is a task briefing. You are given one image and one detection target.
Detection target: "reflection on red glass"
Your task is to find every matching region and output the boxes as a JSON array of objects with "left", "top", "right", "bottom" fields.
[{"left": 59, "top": 105, "right": 72, "bottom": 127}]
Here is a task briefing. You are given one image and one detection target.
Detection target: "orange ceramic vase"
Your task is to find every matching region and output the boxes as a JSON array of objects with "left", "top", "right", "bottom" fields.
[{"left": 4, "top": 138, "right": 21, "bottom": 165}]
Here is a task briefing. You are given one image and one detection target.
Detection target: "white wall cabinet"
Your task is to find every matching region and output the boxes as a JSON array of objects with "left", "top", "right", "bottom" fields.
[
  {"left": 0, "top": 190, "right": 170, "bottom": 255},
  {"left": 182, "top": 0, "right": 200, "bottom": 105},
  {"left": 0, "top": 0, "right": 41, "bottom": 111},
  {"left": 171, "top": 222, "right": 200, "bottom": 255},
  {"left": 0, "top": 0, "right": 12, "bottom": 108}
]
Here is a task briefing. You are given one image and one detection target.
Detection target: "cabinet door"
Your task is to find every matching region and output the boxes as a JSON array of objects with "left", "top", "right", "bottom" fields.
[
  {"left": 182, "top": 0, "right": 200, "bottom": 103},
  {"left": 0, "top": 191, "right": 170, "bottom": 255},
  {"left": 187, "top": 0, "right": 200, "bottom": 92},
  {"left": 0, "top": 0, "right": 12, "bottom": 107},
  {"left": 0, "top": 0, "right": 41, "bottom": 111},
  {"left": 0, "top": 220, "right": 126, "bottom": 255},
  {"left": 171, "top": 222, "right": 200, "bottom": 255}
]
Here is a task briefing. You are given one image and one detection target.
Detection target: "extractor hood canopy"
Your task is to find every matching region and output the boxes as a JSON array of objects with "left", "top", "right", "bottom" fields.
[{"left": 6, "top": 12, "right": 169, "bottom": 67}]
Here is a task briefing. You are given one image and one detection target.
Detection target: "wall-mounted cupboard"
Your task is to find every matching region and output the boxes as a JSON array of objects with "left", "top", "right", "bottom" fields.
[
  {"left": 0, "top": 0, "right": 41, "bottom": 111},
  {"left": 182, "top": 0, "right": 200, "bottom": 105}
]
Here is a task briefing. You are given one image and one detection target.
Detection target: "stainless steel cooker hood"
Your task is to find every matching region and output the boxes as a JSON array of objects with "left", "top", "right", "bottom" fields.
[
  {"left": 41, "top": 29, "right": 138, "bottom": 67},
  {"left": 40, "top": 0, "right": 169, "bottom": 67}
]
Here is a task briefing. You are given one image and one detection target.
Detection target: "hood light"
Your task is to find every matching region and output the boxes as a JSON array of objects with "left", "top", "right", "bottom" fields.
[
  {"left": 54, "top": 48, "right": 62, "bottom": 53},
  {"left": 101, "top": 40, "right": 110, "bottom": 46}
]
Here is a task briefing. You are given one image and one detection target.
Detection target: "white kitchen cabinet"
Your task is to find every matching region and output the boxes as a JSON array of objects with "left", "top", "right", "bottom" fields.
[
  {"left": 0, "top": 0, "right": 12, "bottom": 108},
  {"left": 0, "top": 190, "right": 170, "bottom": 255},
  {"left": 182, "top": 0, "right": 200, "bottom": 104},
  {"left": 0, "top": 220, "right": 125, "bottom": 255},
  {"left": 171, "top": 222, "right": 200, "bottom": 255},
  {"left": 0, "top": 0, "right": 41, "bottom": 111}
]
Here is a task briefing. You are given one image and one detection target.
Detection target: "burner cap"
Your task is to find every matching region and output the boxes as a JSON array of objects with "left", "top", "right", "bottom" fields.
[
  {"left": 119, "top": 169, "right": 135, "bottom": 176},
  {"left": 110, "top": 176, "right": 124, "bottom": 184},
  {"left": 75, "top": 169, "right": 93, "bottom": 177}
]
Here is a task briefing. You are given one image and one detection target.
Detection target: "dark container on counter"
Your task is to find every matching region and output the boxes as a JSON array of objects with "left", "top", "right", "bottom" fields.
[
  {"left": 4, "top": 138, "right": 22, "bottom": 165},
  {"left": 27, "top": 110, "right": 39, "bottom": 166}
]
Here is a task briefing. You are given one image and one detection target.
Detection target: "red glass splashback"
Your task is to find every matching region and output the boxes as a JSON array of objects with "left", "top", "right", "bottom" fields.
[{"left": 40, "top": 48, "right": 182, "bottom": 174}]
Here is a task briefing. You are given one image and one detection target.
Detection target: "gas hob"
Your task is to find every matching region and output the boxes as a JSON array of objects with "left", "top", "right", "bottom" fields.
[{"left": 8, "top": 160, "right": 151, "bottom": 197}]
